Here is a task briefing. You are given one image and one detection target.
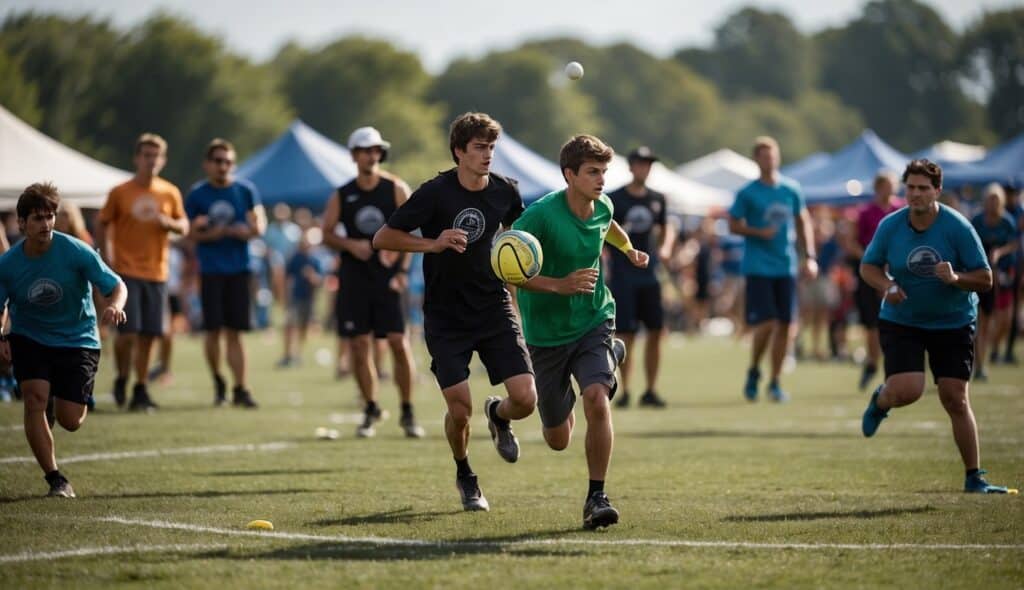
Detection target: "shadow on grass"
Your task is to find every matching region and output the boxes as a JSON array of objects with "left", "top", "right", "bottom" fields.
[
  {"left": 203, "top": 469, "right": 334, "bottom": 477},
  {"left": 618, "top": 429, "right": 932, "bottom": 441},
  {"left": 0, "top": 488, "right": 323, "bottom": 504},
  {"left": 723, "top": 506, "right": 937, "bottom": 522},
  {"left": 311, "top": 506, "right": 464, "bottom": 527}
]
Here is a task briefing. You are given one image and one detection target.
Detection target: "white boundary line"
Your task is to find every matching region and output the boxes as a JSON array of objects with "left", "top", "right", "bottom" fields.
[
  {"left": 0, "top": 543, "right": 226, "bottom": 564},
  {"left": 98, "top": 517, "right": 1024, "bottom": 552},
  {"left": 0, "top": 442, "right": 295, "bottom": 465}
]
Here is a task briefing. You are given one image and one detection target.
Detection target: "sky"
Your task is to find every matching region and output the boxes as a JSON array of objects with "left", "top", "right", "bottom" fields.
[{"left": 1, "top": 0, "right": 1020, "bottom": 72}]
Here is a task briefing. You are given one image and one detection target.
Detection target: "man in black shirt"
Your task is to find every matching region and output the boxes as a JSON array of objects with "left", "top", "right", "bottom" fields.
[
  {"left": 321, "top": 127, "right": 423, "bottom": 439},
  {"left": 607, "top": 147, "right": 674, "bottom": 408},
  {"left": 374, "top": 113, "right": 537, "bottom": 512}
]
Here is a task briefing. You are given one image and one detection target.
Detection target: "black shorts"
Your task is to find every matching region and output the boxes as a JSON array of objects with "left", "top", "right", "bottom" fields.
[
  {"left": 745, "top": 275, "right": 796, "bottom": 325},
  {"left": 200, "top": 272, "right": 252, "bottom": 331},
  {"left": 528, "top": 320, "right": 618, "bottom": 428},
  {"left": 120, "top": 277, "right": 167, "bottom": 336},
  {"left": 855, "top": 278, "right": 882, "bottom": 328},
  {"left": 168, "top": 293, "right": 183, "bottom": 316},
  {"left": 611, "top": 280, "right": 663, "bottom": 333},
  {"left": 9, "top": 334, "right": 99, "bottom": 405},
  {"left": 335, "top": 276, "right": 404, "bottom": 338},
  {"left": 423, "top": 304, "right": 533, "bottom": 390},
  {"left": 878, "top": 319, "right": 975, "bottom": 383}
]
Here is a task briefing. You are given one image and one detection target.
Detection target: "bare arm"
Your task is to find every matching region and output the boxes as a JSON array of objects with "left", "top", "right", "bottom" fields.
[
  {"left": 728, "top": 216, "right": 774, "bottom": 239},
  {"left": 373, "top": 226, "right": 467, "bottom": 254},
  {"left": 98, "top": 280, "right": 128, "bottom": 326},
  {"left": 860, "top": 262, "right": 906, "bottom": 305},
  {"left": 94, "top": 219, "right": 110, "bottom": 260},
  {"left": 159, "top": 214, "right": 189, "bottom": 236},
  {"left": 656, "top": 219, "right": 676, "bottom": 261},
  {"left": 935, "top": 263, "right": 992, "bottom": 293},
  {"left": 796, "top": 208, "right": 817, "bottom": 260},
  {"left": 605, "top": 220, "right": 650, "bottom": 268},
  {"left": 519, "top": 268, "right": 599, "bottom": 296}
]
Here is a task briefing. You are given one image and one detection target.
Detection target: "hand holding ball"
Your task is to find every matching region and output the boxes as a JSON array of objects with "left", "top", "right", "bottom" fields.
[{"left": 565, "top": 61, "right": 584, "bottom": 81}]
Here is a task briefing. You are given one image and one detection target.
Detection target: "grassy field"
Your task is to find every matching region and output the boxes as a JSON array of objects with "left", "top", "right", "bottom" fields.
[{"left": 1, "top": 325, "right": 1022, "bottom": 589}]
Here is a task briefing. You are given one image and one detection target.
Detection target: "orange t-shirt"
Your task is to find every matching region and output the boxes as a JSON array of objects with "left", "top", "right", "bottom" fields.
[{"left": 98, "top": 177, "right": 185, "bottom": 282}]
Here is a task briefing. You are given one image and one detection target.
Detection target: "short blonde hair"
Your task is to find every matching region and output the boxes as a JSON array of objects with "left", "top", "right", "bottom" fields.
[
  {"left": 134, "top": 133, "right": 167, "bottom": 155},
  {"left": 752, "top": 136, "right": 779, "bottom": 157},
  {"left": 984, "top": 182, "right": 1006, "bottom": 204}
]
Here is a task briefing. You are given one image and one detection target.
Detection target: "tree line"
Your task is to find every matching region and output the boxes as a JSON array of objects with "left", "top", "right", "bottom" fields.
[{"left": 2, "top": 0, "right": 1022, "bottom": 191}]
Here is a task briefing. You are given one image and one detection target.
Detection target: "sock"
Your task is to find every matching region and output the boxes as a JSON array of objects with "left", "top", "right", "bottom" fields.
[
  {"left": 769, "top": 379, "right": 779, "bottom": 389},
  {"left": 864, "top": 364, "right": 877, "bottom": 373},
  {"left": 45, "top": 470, "right": 64, "bottom": 484},
  {"left": 401, "top": 402, "right": 412, "bottom": 417},
  {"left": 966, "top": 468, "right": 980, "bottom": 478},
  {"left": 455, "top": 457, "right": 473, "bottom": 478},
  {"left": 588, "top": 479, "right": 604, "bottom": 498},
  {"left": 488, "top": 400, "right": 510, "bottom": 426},
  {"left": 366, "top": 400, "right": 379, "bottom": 415}
]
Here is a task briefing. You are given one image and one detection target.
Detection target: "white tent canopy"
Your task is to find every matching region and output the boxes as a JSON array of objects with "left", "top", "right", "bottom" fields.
[
  {"left": 0, "top": 104, "right": 131, "bottom": 210},
  {"left": 606, "top": 156, "right": 733, "bottom": 217},
  {"left": 675, "top": 148, "right": 759, "bottom": 192}
]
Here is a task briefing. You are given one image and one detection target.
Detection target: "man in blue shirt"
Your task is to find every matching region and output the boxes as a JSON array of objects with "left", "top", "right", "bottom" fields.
[
  {"left": 729, "top": 136, "right": 818, "bottom": 402},
  {"left": 860, "top": 159, "right": 1014, "bottom": 494},
  {"left": 186, "top": 138, "right": 266, "bottom": 408},
  {"left": 278, "top": 228, "right": 324, "bottom": 367},
  {"left": 970, "top": 184, "right": 1018, "bottom": 381},
  {"left": 0, "top": 183, "right": 127, "bottom": 498}
]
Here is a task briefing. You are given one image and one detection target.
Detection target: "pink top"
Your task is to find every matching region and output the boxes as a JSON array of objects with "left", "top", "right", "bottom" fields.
[{"left": 857, "top": 199, "right": 903, "bottom": 248}]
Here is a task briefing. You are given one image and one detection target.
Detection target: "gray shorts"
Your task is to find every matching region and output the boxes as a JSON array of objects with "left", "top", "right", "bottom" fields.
[
  {"left": 287, "top": 298, "right": 314, "bottom": 328},
  {"left": 528, "top": 319, "right": 618, "bottom": 428},
  {"left": 120, "top": 277, "right": 167, "bottom": 336}
]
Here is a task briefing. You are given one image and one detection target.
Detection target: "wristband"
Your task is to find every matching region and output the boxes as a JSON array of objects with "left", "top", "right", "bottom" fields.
[{"left": 605, "top": 232, "right": 633, "bottom": 254}]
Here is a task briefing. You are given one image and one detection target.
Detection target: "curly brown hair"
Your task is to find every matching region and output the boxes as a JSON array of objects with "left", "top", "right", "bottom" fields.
[{"left": 449, "top": 112, "right": 501, "bottom": 164}]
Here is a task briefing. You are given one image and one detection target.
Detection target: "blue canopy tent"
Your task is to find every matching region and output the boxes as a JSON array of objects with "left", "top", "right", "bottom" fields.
[
  {"left": 788, "top": 131, "right": 909, "bottom": 206},
  {"left": 943, "top": 132, "right": 1024, "bottom": 189},
  {"left": 489, "top": 133, "right": 565, "bottom": 203},
  {"left": 236, "top": 120, "right": 357, "bottom": 213}
]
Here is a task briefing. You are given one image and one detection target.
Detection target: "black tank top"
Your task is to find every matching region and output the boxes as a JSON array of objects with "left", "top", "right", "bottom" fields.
[{"left": 334, "top": 176, "right": 396, "bottom": 280}]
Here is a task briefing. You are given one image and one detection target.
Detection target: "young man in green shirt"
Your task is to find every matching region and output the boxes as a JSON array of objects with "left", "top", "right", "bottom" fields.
[{"left": 513, "top": 135, "right": 649, "bottom": 529}]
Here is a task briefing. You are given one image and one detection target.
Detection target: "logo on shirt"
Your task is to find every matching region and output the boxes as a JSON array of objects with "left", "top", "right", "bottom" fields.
[
  {"left": 27, "top": 278, "right": 63, "bottom": 306},
  {"left": 346, "top": 194, "right": 360, "bottom": 203},
  {"left": 354, "top": 206, "right": 387, "bottom": 235},
  {"left": 131, "top": 194, "right": 160, "bottom": 222},
  {"left": 624, "top": 205, "right": 655, "bottom": 234},
  {"left": 764, "top": 203, "right": 791, "bottom": 227},
  {"left": 453, "top": 208, "right": 486, "bottom": 244},
  {"left": 209, "top": 200, "right": 236, "bottom": 226},
  {"left": 907, "top": 246, "right": 942, "bottom": 278}
]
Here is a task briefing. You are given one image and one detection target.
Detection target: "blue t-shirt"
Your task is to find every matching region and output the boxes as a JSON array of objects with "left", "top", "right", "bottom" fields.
[
  {"left": 185, "top": 180, "right": 261, "bottom": 275},
  {"left": 729, "top": 177, "right": 805, "bottom": 278},
  {"left": 971, "top": 212, "right": 1017, "bottom": 272},
  {"left": 286, "top": 251, "right": 323, "bottom": 301},
  {"left": 0, "top": 232, "right": 121, "bottom": 349},
  {"left": 863, "top": 205, "right": 989, "bottom": 330}
]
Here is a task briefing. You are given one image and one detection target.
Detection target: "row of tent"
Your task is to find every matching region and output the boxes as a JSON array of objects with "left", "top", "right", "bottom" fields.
[{"left": 2, "top": 103, "right": 1022, "bottom": 216}]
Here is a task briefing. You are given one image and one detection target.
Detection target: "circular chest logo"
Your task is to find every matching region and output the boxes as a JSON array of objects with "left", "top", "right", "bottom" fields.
[
  {"left": 453, "top": 208, "right": 486, "bottom": 244},
  {"left": 28, "top": 278, "right": 63, "bottom": 306},
  {"left": 624, "top": 205, "right": 655, "bottom": 234},
  {"left": 907, "top": 246, "right": 942, "bottom": 278},
  {"left": 764, "top": 203, "right": 791, "bottom": 226},
  {"left": 354, "top": 206, "right": 387, "bottom": 236},
  {"left": 131, "top": 195, "right": 160, "bottom": 222},
  {"left": 209, "top": 200, "right": 236, "bottom": 226}
]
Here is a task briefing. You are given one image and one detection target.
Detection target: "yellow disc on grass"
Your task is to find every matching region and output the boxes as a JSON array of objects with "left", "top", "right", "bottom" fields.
[{"left": 247, "top": 519, "right": 274, "bottom": 530}]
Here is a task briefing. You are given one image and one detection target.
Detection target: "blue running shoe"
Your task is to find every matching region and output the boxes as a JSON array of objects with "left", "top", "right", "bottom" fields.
[
  {"left": 861, "top": 385, "right": 889, "bottom": 437},
  {"left": 767, "top": 381, "right": 789, "bottom": 403},
  {"left": 964, "top": 470, "right": 1014, "bottom": 494},
  {"left": 743, "top": 368, "right": 760, "bottom": 402}
]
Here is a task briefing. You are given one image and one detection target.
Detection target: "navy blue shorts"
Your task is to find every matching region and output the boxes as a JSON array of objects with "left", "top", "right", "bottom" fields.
[
  {"left": 610, "top": 280, "right": 663, "bottom": 333},
  {"left": 745, "top": 275, "right": 796, "bottom": 325}
]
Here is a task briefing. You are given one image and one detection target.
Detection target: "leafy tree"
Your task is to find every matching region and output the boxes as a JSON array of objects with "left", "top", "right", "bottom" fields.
[
  {"left": 960, "top": 8, "right": 1024, "bottom": 139},
  {"left": 0, "top": 48, "right": 42, "bottom": 126}
]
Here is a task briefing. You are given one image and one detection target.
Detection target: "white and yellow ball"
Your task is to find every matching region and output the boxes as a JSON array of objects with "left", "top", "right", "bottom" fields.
[{"left": 491, "top": 230, "right": 543, "bottom": 285}]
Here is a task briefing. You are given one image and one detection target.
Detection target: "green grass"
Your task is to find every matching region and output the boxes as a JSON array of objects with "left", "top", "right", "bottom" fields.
[{"left": 1, "top": 325, "right": 1022, "bottom": 589}]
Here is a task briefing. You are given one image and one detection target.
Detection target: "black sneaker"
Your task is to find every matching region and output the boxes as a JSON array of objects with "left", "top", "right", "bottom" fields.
[
  {"left": 615, "top": 390, "right": 631, "bottom": 408},
  {"left": 456, "top": 474, "right": 489, "bottom": 512},
  {"left": 484, "top": 396, "right": 519, "bottom": 463},
  {"left": 399, "top": 412, "right": 425, "bottom": 438},
  {"left": 611, "top": 338, "right": 626, "bottom": 366},
  {"left": 232, "top": 386, "right": 258, "bottom": 409},
  {"left": 45, "top": 394, "right": 55, "bottom": 429},
  {"left": 129, "top": 383, "right": 159, "bottom": 412},
  {"left": 45, "top": 473, "right": 76, "bottom": 498},
  {"left": 583, "top": 491, "right": 619, "bottom": 530},
  {"left": 639, "top": 389, "right": 667, "bottom": 408},
  {"left": 112, "top": 377, "right": 127, "bottom": 408},
  {"left": 356, "top": 404, "right": 382, "bottom": 437},
  {"left": 213, "top": 374, "right": 227, "bottom": 407}
]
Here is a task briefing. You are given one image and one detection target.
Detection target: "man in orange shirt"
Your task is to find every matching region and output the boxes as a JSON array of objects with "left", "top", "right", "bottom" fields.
[{"left": 96, "top": 134, "right": 189, "bottom": 411}]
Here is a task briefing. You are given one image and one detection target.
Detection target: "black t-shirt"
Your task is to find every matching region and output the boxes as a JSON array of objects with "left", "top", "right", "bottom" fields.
[
  {"left": 608, "top": 186, "right": 667, "bottom": 281},
  {"left": 332, "top": 176, "right": 396, "bottom": 283},
  {"left": 387, "top": 169, "right": 524, "bottom": 318}
]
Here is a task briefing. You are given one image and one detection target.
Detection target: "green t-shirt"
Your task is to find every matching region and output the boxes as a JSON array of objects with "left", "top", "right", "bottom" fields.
[{"left": 512, "top": 189, "right": 616, "bottom": 347}]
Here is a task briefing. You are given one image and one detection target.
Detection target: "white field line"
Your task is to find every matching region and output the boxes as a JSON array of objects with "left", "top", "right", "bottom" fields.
[
  {"left": 0, "top": 424, "right": 23, "bottom": 431},
  {"left": 98, "top": 517, "right": 1024, "bottom": 552},
  {"left": 0, "top": 543, "right": 226, "bottom": 564},
  {"left": 0, "top": 442, "right": 294, "bottom": 465}
]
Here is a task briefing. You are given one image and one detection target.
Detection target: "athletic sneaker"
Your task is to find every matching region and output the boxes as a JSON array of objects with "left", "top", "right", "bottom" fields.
[
  {"left": 743, "top": 367, "right": 760, "bottom": 402},
  {"left": 112, "top": 376, "right": 127, "bottom": 408},
  {"left": 456, "top": 474, "right": 489, "bottom": 512},
  {"left": 964, "top": 470, "right": 1011, "bottom": 494},
  {"left": 989, "top": 350, "right": 999, "bottom": 365},
  {"left": 861, "top": 385, "right": 889, "bottom": 437},
  {"left": 129, "top": 384, "right": 159, "bottom": 412},
  {"left": 858, "top": 364, "right": 877, "bottom": 392},
  {"left": 767, "top": 381, "right": 789, "bottom": 403},
  {"left": 213, "top": 374, "right": 228, "bottom": 407},
  {"left": 148, "top": 364, "right": 167, "bottom": 381},
  {"left": 399, "top": 412, "right": 425, "bottom": 438},
  {"left": 614, "top": 391, "right": 631, "bottom": 408},
  {"left": 484, "top": 396, "right": 519, "bottom": 463},
  {"left": 232, "top": 386, "right": 258, "bottom": 409},
  {"left": 356, "top": 405, "right": 382, "bottom": 438},
  {"left": 45, "top": 394, "right": 55, "bottom": 429},
  {"left": 1003, "top": 353, "right": 1018, "bottom": 366},
  {"left": 583, "top": 491, "right": 619, "bottom": 530},
  {"left": 612, "top": 338, "right": 626, "bottom": 366},
  {"left": 639, "top": 390, "right": 667, "bottom": 408},
  {"left": 46, "top": 474, "right": 75, "bottom": 498}
]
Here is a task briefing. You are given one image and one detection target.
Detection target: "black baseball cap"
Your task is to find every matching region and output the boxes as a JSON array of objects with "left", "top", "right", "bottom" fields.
[{"left": 627, "top": 146, "right": 659, "bottom": 163}]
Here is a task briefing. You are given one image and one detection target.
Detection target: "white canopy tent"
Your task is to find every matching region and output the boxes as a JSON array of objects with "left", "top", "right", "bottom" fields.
[
  {"left": 606, "top": 156, "right": 733, "bottom": 217},
  {"left": 0, "top": 104, "right": 131, "bottom": 210},
  {"left": 675, "top": 148, "right": 759, "bottom": 192}
]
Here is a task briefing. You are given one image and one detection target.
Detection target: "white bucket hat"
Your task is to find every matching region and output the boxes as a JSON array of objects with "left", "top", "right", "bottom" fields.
[{"left": 348, "top": 126, "right": 391, "bottom": 151}]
